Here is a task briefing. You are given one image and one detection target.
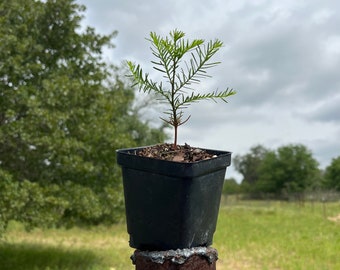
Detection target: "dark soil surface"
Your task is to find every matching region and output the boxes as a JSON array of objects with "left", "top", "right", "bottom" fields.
[{"left": 136, "top": 143, "right": 217, "bottom": 163}]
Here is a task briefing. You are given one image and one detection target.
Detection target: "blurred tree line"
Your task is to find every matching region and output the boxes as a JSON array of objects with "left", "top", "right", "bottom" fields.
[
  {"left": 224, "top": 144, "right": 340, "bottom": 198},
  {"left": 0, "top": 0, "right": 166, "bottom": 235}
]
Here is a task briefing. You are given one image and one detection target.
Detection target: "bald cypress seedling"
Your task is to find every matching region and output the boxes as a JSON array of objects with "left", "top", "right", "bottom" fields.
[{"left": 127, "top": 29, "right": 236, "bottom": 147}]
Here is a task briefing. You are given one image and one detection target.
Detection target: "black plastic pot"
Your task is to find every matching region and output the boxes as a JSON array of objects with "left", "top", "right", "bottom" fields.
[{"left": 116, "top": 145, "right": 231, "bottom": 251}]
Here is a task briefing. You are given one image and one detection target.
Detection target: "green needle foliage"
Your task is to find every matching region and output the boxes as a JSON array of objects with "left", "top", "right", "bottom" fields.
[{"left": 127, "top": 29, "right": 236, "bottom": 147}]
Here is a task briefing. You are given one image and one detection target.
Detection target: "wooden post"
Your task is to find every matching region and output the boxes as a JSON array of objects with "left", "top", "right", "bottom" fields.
[{"left": 131, "top": 247, "right": 218, "bottom": 270}]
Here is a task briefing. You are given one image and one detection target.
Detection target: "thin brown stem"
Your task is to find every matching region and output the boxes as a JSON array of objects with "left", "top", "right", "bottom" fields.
[
  {"left": 171, "top": 41, "right": 178, "bottom": 147},
  {"left": 174, "top": 124, "right": 178, "bottom": 148}
]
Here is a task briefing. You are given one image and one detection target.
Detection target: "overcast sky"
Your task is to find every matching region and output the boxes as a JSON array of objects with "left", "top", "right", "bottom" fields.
[{"left": 78, "top": 0, "right": 340, "bottom": 181}]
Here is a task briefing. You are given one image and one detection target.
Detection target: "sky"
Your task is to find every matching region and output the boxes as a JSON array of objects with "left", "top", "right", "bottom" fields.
[{"left": 77, "top": 0, "right": 340, "bottom": 181}]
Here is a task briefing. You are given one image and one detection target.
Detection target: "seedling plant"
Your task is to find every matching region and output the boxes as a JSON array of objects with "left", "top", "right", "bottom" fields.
[{"left": 127, "top": 29, "right": 235, "bottom": 148}]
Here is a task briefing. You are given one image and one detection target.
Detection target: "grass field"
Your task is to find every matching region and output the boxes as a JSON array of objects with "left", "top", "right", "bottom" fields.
[{"left": 1, "top": 199, "right": 339, "bottom": 270}]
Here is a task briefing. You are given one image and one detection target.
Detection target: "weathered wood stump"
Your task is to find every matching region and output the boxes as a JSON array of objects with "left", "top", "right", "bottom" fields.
[{"left": 131, "top": 247, "right": 218, "bottom": 270}]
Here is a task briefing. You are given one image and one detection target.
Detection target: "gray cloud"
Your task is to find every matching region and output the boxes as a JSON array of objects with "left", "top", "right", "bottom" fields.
[
  {"left": 78, "top": 0, "right": 340, "bottom": 178},
  {"left": 299, "top": 93, "right": 340, "bottom": 123}
]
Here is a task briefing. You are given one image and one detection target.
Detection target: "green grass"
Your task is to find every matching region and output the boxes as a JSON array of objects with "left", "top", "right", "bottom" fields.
[
  {"left": 1, "top": 199, "right": 339, "bottom": 270},
  {"left": 215, "top": 200, "right": 340, "bottom": 269},
  {"left": 1, "top": 222, "right": 134, "bottom": 270}
]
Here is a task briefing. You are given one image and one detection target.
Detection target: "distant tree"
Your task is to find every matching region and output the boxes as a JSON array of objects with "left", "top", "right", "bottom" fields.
[
  {"left": 223, "top": 178, "right": 240, "bottom": 194},
  {"left": 234, "top": 145, "right": 269, "bottom": 185},
  {"left": 323, "top": 156, "right": 340, "bottom": 191},
  {"left": 256, "top": 144, "right": 320, "bottom": 195},
  {"left": 0, "top": 0, "right": 166, "bottom": 231}
]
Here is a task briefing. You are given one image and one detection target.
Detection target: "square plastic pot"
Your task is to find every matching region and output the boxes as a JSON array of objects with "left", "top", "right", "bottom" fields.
[{"left": 117, "top": 145, "right": 231, "bottom": 251}]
